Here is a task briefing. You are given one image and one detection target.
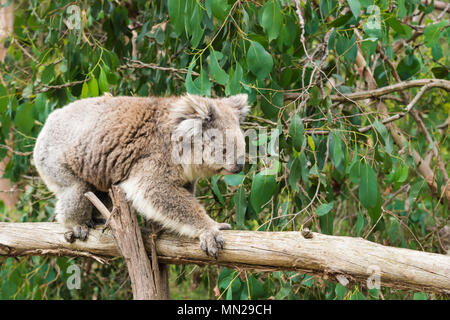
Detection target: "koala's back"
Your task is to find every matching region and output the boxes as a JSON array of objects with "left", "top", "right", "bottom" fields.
[{"left": 34, "top": 96, "right": 174, "bottom": 192}]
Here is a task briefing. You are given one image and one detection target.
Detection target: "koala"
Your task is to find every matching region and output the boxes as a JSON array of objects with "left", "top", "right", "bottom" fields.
[{"left": 33, "top": 94, "right": 249, "bottom": 258}]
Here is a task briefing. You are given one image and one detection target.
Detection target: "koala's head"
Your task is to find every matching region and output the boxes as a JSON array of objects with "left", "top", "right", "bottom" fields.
[{"left": 170, "top": 94, "right": 249, "bottom": 181}]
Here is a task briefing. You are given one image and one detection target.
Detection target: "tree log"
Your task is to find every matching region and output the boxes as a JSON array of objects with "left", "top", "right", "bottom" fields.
[{"left": 0, "top": 222, "right": 449, "bottom": 295}]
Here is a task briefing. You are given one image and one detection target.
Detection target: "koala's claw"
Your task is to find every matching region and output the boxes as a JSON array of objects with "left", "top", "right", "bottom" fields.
[
  {"left": 64, "top": 224, "right": 89, "bottom": 242},
  {"left": 64, "top": 231, "right": 75, "bottom": 243},
  {"left": 199, "top": 229, "right": 225, "bottom": 259},
  {"left": 217, "top": 223, "right": 232, "bottom": 230}
]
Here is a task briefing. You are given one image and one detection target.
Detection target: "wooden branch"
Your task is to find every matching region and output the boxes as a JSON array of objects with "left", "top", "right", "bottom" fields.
[
  {"left": 358, "top": 84, "right": 431, "bottom": 133},
  {"left": 284, "top": 79, "right": 450, "bottom": 102},
  {"left": 1, "top": 222, "right": 449, "bottom": 294},
  {"left": 85, "top": 188, "right": 160, "bottom": 300},
  {"left": 37, "top": 79, "right": 89, "bottom": 93},
  {"left": 422, "top": 0, "right": 449, "bottom": 11},
  {"left": 119, "top": 58, "right": 196, "bottom": 76}
]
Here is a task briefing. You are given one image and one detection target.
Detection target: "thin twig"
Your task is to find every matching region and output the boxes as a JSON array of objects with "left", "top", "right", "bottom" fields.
[{"left": 358, "top": 84, "right": 431, "bottom": 133}]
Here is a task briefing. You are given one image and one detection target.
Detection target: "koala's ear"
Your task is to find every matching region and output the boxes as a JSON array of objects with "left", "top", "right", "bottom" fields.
[
  {"left": 171, "top": 94, "right": 215, "bottom": 123},
  {"left": 170, "top": 94, "right": 215, "bottom": 137},
  {"left": 223, "top": 94, "right": 250, "bottom": 122}
]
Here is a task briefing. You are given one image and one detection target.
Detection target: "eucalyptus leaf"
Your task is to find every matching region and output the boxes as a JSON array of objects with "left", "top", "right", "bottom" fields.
[
  {"left": 250, "top": 172, "right": 277, "bottom": 213},
  {"left": 289, "top": 114, "right": 305, "bottom": 152},
  {"left": 247, "top": 40, "right": 273, "bottom": 80},
  {"left": 260, "top": 0, "right": 282, "bottom": 42},
  {"left": 233, "top": 186, "right": 247, "bottom": 229}
]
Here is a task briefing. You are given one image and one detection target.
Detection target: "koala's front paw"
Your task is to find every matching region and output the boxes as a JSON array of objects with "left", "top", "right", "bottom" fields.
[
  {"left": 199, "top": 228, "right": 225, "bottom": 259},
  {"left": 64, "top": 224, "right": 89, "bottom": 243}
]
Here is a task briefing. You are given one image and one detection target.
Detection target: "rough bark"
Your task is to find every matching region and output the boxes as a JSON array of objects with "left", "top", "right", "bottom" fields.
[
  {"left": 84, "top": 187, "right": 169, "bottom": 300},
  {"left": 0, "top": 222, "right": 449, "bottom": 295}
]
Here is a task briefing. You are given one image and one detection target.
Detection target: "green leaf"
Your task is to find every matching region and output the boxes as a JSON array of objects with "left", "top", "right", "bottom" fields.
[
  {"left": 246, "top": 275, "right": 265, "bottom": 299},
  {"left": 307, "top": 136, "right": 315, "bottom": 151},
  {"left": 81, "top": 82, "right": 89, "bottom": 98},
  {"left": 250, "top": 172, "right": 277, "bottom": 213},
  {"left": 431, "top": 44, "right": 443, "bottom": 61},
  {"left": 186, "top": 61, "right": 211, "bottom": 96},
  {"left": 431, "top": 66, "right": 448, "bottom": 79},
  {"left": 319, "top": 209, "right": 335, "bottom": 235},
  {"left": 218, "top": 267, "right": 234, "bottom": 289},
  {"left": 335, "top": 33, "right": 357, "bottom": 63},
  {"left": 424, "top": 20, "right": 448, "bottom": 48},
  {"left": 225, "top": 286, "right": 233, "bottom": 300},
  {"left": 41, "top": 64, "right": 54, "bottom": 84},
  {"left": 184, "top": 0, "right": 194, "bottom": 37},
  {"left": 413, "top": 292, "right": 428, "bottom": 300},
  {"left": 233, "top": 186, "right": 247, "bottom": 229},
  {"left": 88, "top": 77, "right": 99, "bottom": 97},
  {"left": 347, "top": 0, "right": 361, "bottom": 17},
  {"left": 99, "top": 68, "right": 109, "bottom": 93},
  {"left": 280, "top": 14, "right": 297, "bottom": 47},
  {"left": 246, "top": 40, "right": 273, "bottom": 80},
  {"left": 189, "top": 3, "right": 204, "bottom": 48},
  {"left": 224, "top": 173, "right": 245, "bottom": 186},
  {"left": 344, "top": 34, "right": 357, "bottom": 63},
  {"left": 328, "top": 12, "right": 352, "bottom": 28},
  {"left": 289, "top": 114, "right": 305, "bottom": 151},
  {"left": 260, "top": 82, "right": 283, "bottom": 119},
  {"left": 397, "top": 51, "right": 421, "bottom": 80},
  {"left": 316, "top": 202, "right": 333, "bottom": 216},
  {"left": 276, "top": 201, "right": 289, "bottom": 226},
  {"left": 394, "top": 165, "right": 408, "bottom": 183},
  {"left": 330, "top": 131, "right": 343, "bottom": 168},
  {"left": 225, "top": 63, "right": 243, "bottom": 96},
  {"left": 355, "top": 211, "right": 366, "bottom": 236},
  {"left": 260, "top": 0, "right": 282, "bottom": 42},
  {"left": 335, "top": 283, "right": 348, "bottom": 299},
  {"left": 349, "top": 156, "right": 361, "bottom": 184},
  {"left": 398, "top": 0, "right": 406, "bottom": 18},
  {"left": 409, "top": 179, "right": 425, "bottom": 202},
  {"left": 386, "top": 16, "right": 412, "bottom": 39},
  {"left": 372, "top": 120, "right": 393, "bottom": 154},
  {"left": 359, "top": 162, "right": 378, "bottom": 209},
  {"left": 288, "top": 157, "right": 301, "bottom": 191},
  {"left": 168, "top": 0, "right": 186, "bottom": 36},
  {"left": 211, "top": 175, "right": 225, "bottom": 205},
  {"left": 0, "top": 84, "right": 8, "bottom": 113},
  {"left": 208, "top": 49, "right": 228, "bottom": 85},
  {"left": 14, "top": 103, "right": 34, "bottom": 134},
  {"left": 209, "top": 0, "right": 229, "bottom": 21}
]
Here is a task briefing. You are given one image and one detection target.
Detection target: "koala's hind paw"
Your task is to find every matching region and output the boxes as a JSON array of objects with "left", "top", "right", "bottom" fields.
[
  {"left": 64, "top": 224, "right": 89, "bottom": 243},
  {"left": 199, "top": 229, "right": 225, "bottom": 259}
]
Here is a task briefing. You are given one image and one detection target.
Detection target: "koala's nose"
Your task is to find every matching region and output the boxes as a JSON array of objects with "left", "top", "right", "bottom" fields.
[{"left": 232, "top": 163, "right": 244, "bottom": 173}]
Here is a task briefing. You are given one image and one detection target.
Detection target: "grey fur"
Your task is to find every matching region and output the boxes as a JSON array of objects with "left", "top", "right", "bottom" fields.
[{"left": 33, "top": 94, "right": 249, "bottom": 257}]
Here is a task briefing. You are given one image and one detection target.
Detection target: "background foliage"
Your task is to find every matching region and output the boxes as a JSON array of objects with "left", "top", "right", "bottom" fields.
[{"left": 0, "top": 0, "right": 449, "bottom": 300}]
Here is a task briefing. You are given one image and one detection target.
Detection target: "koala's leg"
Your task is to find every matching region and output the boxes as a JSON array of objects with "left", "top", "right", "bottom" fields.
[
  {"left": 120, "top": 177, "right": 230, "bottom": 258},
  {"left": 54, "top": 183, "right": 93, "bottom": 242}
]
